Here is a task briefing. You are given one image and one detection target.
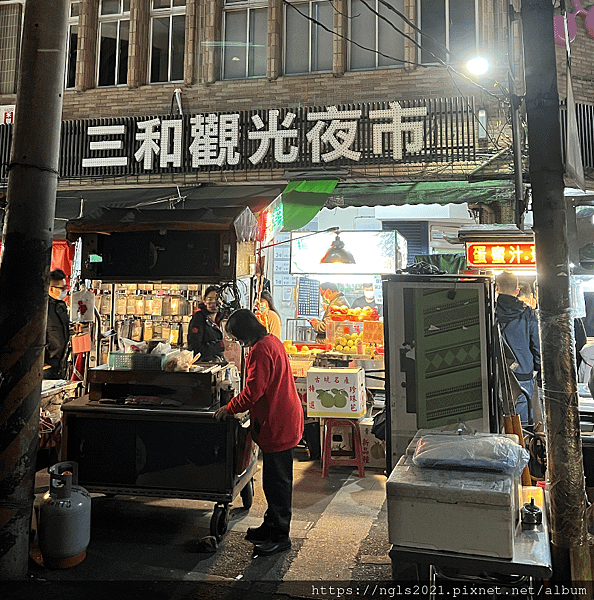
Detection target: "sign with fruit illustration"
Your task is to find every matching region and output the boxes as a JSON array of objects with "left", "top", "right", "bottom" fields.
[
  {"left": 306, "top": 367, "right": 366, "bottom": 418},
  {"left": 359, "top": 418, "right": 387, "bottom": 468}
]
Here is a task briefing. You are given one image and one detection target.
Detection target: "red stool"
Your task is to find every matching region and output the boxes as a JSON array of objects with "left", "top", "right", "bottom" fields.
[{"left": 321, "top": 418, "right": 365, "bottom": 478}]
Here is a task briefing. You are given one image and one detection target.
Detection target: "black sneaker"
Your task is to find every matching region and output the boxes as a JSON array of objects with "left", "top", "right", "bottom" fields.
[
  {"left": 253, "top": 537, "right": 291, "bottom": 557},
  {"left": 245, "top": 524, "right": 272, "bottom": 544}
]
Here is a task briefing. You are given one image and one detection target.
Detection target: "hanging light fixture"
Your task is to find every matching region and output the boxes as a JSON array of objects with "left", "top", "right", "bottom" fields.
[{"left": 320, "top": 231, "right": 356, "bottom": 264}]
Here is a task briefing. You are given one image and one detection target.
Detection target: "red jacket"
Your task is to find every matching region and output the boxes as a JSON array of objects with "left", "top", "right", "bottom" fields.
[{"left": 225, "top": 334, "right": 303, "bottom": 453}]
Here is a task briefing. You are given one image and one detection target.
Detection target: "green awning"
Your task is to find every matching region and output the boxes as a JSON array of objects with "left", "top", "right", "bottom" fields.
[
  {"left": 281, "top": 179, "right": 338, "bottom": 230},
  {"left": 330, "top": 180, "right": 516, "bottom": 207}
]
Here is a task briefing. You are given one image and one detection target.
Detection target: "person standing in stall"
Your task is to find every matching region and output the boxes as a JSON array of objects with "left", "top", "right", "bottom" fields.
[
  {"left": 44, "top": 269, "right": 71, "bottom": 380},
  {"left": 187, "top": 285, "right": 226, "bottom": 362},
  {"left": 255, "top": 290, "right": 282, "bottom": 339},
  {"left": 351, "top": 282, "right": 383, "bottom": 317},
  {"left": 214, "top": 309, "right": 303, "bottom": 557},
  {"left": 308, "top": 282, "right": 349, "bottom": 343}
]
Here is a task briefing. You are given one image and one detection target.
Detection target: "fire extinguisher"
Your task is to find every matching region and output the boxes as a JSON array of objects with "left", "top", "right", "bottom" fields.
[{"left": 38, "top": 461, "right": 91, "bottom": 569}]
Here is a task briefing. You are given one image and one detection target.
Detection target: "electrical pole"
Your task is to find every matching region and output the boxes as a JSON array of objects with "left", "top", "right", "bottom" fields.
[
  {"left": 0, "top": 0, "right": 68, "bottom": 579},
  {"left": 521, "top": 0, "right": 592, "bottom": 584}
]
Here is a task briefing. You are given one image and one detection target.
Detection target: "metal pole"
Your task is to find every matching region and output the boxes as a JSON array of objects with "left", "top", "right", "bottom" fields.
[
  {"left": 507, "top": 4, "right": 526, "bottom": 229},
  {"left": 521, "top": 0, "right": 592, "bottom": 583},
  {"left": 0, "top": 0, "right": 68, "bottom": 579}
]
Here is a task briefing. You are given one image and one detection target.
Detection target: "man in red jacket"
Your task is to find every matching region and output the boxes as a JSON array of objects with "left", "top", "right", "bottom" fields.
[{"left": 214, "top": 309, "right": 304, "bottom": 556}]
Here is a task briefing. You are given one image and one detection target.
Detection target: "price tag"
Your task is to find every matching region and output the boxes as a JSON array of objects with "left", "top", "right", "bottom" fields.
[{"left": 362, "top": 321, "right": 383, "bottom": 344}]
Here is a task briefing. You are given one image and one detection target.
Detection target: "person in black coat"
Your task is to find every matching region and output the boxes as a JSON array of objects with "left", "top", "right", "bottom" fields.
[
  {"left": 45, "top": 269, "right": 71, "bottom": 379},
  {"left": 187, "top": 285, "right": 226, "bottom": 362},
  {"left": 495, "top": 271, "right": 541, "bottom": 426}
]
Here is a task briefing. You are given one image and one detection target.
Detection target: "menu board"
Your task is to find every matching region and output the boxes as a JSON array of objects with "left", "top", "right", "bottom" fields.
[{"left": 296, "top": 278, "right": 320, "bottom": 318}]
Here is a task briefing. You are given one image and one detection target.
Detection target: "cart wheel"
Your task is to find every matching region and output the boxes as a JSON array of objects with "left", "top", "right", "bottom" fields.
[
  {"left": 210, "top": 503, "right": 230, "bottom": 542},
  {"left": 240, "top": 477, "right": 254, "bottom": 509}
]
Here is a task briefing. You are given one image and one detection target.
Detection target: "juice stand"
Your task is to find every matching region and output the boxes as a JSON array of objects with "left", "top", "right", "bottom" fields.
[{"left": 276, "top": 229, "right": 407, "bottom": 468}]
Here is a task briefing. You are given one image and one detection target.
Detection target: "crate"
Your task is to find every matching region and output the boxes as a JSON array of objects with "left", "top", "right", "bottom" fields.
[
  {"left": 108, "top": 352, "right": 166, "bottom": 371},
  {"left": 326, "top": 321, "right": 364, "bottom": 345}
]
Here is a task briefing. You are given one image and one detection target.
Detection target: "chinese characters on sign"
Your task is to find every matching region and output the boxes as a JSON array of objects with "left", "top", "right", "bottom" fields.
[
  {"left": 466, "top": 241, "right": 535, "bottom": 268},
  {"left": 81, "top": 102, "right": 428, "bottom": 171}
]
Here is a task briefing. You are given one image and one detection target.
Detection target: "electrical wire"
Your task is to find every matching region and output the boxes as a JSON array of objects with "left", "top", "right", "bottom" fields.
[{"left": 280, "top": 0, "right": 426, "bottom": 68}]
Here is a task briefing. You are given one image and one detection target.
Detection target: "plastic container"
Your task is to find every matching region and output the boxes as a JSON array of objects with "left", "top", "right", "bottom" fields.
[
  {"left": 108, "top": 351, "right": 166, "bottom": 371},
  {"left": 290, "top": 360, "right": 314, "bottom": 377}
]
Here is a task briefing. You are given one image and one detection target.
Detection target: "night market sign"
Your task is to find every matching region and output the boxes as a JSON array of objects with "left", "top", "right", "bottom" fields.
[{"left": 17, "top": 97, "right": 477, "bottom": 179}]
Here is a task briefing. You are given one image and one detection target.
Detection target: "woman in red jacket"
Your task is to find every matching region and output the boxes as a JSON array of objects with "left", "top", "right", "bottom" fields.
[{"left": 214, "top": 309, "right": 303, "bottom": 556}]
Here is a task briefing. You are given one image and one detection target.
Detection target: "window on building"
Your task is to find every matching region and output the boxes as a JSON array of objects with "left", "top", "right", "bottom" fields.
[
  {"left": 97, "top": 0, "right": 130, "bottom": 87},
  {"left": 65, "top": 1, "right": 80, "bottom": 89},
  {"left": 222, "top": 0, "right": 267, "bottom": 80},
  {"left": 285, "top": 1, "right": 333, "bottom": 75},
  {"left": 150, "top": 0, "right": 186, "bottom": 83},
  {"left": 419, "top": 0, "right": 477, "bottom": 65},
  {"left": 0, "top": 1, "right": 23, "bottom": 95},
  {"left": 349, "top": 0, "right": 405, "bottom": 71}
]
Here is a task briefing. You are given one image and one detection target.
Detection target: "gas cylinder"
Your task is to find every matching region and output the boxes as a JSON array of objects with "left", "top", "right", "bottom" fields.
[{"left": 38, "top": 461, "right": 91, "bottom": 568}]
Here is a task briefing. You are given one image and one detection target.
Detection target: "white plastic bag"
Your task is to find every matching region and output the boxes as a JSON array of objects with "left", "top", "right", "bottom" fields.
[
  {"left": 119, "top": 337, "right": 148, "bottom": 353},
  {"left": 151, "top": 342, "right": 172, "bottom": 355}
]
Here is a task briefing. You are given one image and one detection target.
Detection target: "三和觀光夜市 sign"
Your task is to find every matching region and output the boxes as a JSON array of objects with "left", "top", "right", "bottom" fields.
[{"left": 0, "top": 97, "right": 478, "bottom": 180}]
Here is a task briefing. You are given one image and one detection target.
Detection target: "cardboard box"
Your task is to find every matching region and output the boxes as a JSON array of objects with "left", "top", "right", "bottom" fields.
[
  {"left": 359, "top": 417, "right": 386, "bottom": 469},
  {"left": 306, "top": 367, "right": 366, "bottom": 418},
  {"left": 295, "top": 378, "right": 307, "bottom": 406}
]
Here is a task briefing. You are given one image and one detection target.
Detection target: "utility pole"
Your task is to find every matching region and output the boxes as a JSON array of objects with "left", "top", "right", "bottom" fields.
[
  {"left": 521, "top": 0, "right": 592, "bottom": 584},
  {"left": 0, "top": 0, "right": 68, "bottom": 579}
]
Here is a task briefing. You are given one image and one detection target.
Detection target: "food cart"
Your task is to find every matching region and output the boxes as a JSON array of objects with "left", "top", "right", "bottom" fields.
[
  {"left": 60, "top": 366, "right": 257, "bottom": 541},
  {"left": 62, "top": 206, "right": 261, "bottom": 541}
]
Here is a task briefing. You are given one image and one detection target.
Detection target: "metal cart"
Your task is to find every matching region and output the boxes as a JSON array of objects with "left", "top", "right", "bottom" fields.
[{"left": 61, "top": 369, "right": 258, "bottom": 542}]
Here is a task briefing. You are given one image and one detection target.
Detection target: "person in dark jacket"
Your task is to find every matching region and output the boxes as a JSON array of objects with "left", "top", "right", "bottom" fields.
[
  {"left": 214, "top": 309, "right": 304, "bottom": 557},
  {"left": 187, "top": 285, "right": 226, "bottom": 362},
  {"left": 45, "top": 269, "right": 71, "bottom": 380},
  {"left": 309, "top": 282, "right": 349, "bottom": 343},
  {"left": 495, "top": 271, "right": 541, "bottom": 426}
]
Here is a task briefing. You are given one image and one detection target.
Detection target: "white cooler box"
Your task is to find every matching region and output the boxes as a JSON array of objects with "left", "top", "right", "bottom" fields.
[{"left": 386, "top": 456, "right": 519, "bottom": 558}]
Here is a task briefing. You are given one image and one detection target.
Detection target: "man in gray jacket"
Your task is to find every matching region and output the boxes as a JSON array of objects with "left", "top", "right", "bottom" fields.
[{"left": 308, "top": 282, "right": 349, "bottom": 343}]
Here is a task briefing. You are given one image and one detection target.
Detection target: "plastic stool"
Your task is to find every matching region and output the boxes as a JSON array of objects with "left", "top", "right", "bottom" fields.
[{"left": 321, "top": 418, "right": 365, "bottom": 478}]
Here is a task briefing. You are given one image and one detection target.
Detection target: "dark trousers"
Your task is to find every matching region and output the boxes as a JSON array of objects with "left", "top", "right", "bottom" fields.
[{"left": 261, "top": 447, "right": 295, "bottom": 541}]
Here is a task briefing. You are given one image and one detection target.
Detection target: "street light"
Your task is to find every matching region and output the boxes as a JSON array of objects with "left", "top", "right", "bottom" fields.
[
  {"left": 465, "top": 49, "right": 526, "bottom": 229},
  {"left": 466, "top": 56, "right": 490, "bottom": 76}
]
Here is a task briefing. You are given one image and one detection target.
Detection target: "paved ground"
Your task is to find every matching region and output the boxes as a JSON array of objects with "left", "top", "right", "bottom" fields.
[{"left": 4, "top": 447, "right": 391, "bottom": 600}]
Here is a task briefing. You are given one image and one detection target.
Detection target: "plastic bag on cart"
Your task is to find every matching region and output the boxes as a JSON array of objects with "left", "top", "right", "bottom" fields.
[
  {"left": 165, "top": 350, "right": 194, "bottom": 372},
  {"left": 412, "top": 431, "right": 529, "bottom": 477},
  {"left": 152, "top": 342, "right": 172, "bottom": 355},
  {"left": 118, "top": 337, "right": 148, "bottom": 353}
]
